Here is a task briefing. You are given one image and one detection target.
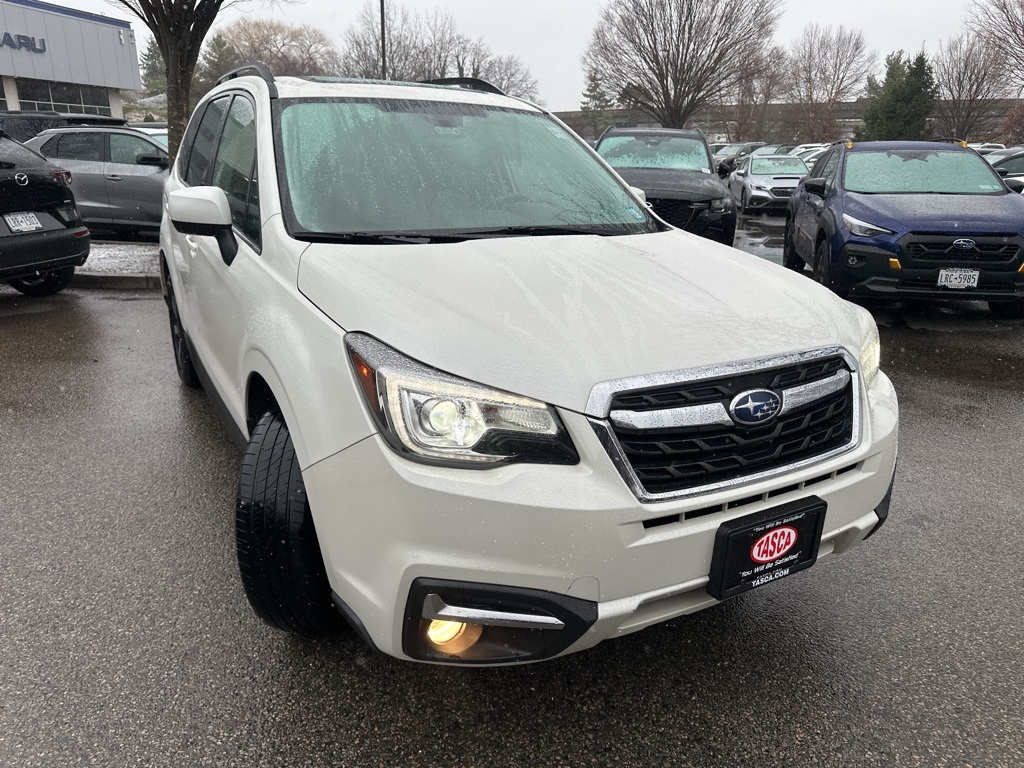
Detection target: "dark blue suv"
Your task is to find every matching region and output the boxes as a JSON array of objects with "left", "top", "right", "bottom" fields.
[{"left": 784, "top": 141, "right": 1024, "bottom": 318}]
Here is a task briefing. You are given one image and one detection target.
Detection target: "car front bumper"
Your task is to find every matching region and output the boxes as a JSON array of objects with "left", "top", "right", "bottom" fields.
[
  {"left": 838, "top": 243, "right": 1024, "bottom": 301},
  {"left": 304, "top": 371, "right": 898, "bottom": 665}
]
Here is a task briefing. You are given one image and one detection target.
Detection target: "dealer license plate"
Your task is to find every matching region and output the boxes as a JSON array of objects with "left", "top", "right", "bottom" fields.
[
  {"left": 706, "top": 497, "right": 827, "bottom": 601},
  {"left": 937, "top": 268, "right": 980, "bottom": 289},
  {"left": 4, "top": 212, "right": 42, "bottom": 233}
]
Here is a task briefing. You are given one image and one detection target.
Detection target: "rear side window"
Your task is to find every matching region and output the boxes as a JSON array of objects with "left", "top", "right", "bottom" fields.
[
  {"left": 39, "top": 136, "right": 61, "bottom": 157},
  {"left": 53, "top": 133, "right": 103, "bottom": 162},
  {"left": 211, "top": 96, "right": 260, "bottom": 245},
  {"left": 110, "top": 133, "right": 160, "bottom": 165},
  {"left": 185, "top": 96, "right": 230, "bottom": 186}
]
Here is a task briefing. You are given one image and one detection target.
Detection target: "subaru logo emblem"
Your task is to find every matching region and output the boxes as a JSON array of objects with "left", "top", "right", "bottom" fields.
[
  {"left": 952, "top": 238, "right": 976, "bottom": 250},
  {"left": 14, "top": 173, "right": 28, "bottom": 186},
  {"left": 729, "top": 389, "right": 783, "bottom": 426}
]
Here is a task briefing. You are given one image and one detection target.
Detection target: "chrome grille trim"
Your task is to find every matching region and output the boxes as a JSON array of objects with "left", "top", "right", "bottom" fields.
[
  {"left": 610, "top": 402, "right": 733, "bottom": 430},
  {"left": 778, "top": 369, "right": 851, "bottom": 416},
  {"left": 587, "top": 347, "right": 863, "bottom": 503}
]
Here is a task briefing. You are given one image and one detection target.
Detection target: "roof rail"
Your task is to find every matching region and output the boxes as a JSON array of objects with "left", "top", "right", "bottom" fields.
[
  {"left": 217, "top": 62, "right": 278, "bottom": 98},
  {"left": 420, "top": 77, "right": 506, "bottom": 96}
]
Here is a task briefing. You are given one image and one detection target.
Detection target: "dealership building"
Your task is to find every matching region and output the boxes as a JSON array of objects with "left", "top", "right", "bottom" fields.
[{"left": 0, "top": 0, "right": 141, "bottom": 119}]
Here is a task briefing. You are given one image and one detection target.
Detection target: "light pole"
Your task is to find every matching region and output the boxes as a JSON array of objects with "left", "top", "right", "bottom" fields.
[{"left": 379, "top": 0, "right": 388, "bottom": 80}]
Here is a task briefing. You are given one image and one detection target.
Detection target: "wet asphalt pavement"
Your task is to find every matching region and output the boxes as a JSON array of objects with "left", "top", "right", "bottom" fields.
[{"left": 1, "top": 221, "right": 1022, "bottom": 767}]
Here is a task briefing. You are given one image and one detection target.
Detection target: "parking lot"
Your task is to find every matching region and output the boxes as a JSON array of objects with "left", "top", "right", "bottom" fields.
[{"left": 1, "top": 225, "right": 1022, "bottom": 766}]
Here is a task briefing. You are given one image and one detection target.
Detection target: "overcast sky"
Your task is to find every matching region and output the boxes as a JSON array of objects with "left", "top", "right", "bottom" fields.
[{"left": 75, "top": 0, "right": 975, "bottom": 111}]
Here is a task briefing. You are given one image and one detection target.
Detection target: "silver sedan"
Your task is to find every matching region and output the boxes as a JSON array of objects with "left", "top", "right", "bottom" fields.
[{"left": 729, "top": 155, "right": 809, "bottom": 215}]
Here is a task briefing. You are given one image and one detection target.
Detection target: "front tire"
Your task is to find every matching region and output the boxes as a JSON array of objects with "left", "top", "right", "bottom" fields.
[
  {"left": 236, "top": 411, "right": 341, "bottom": 635},
  {"left": 782, "top": 220, "right": 804, "bottom": 271},
  {"left": 8, "top": 266, "right": 74, "bottom": 296},
  {"left": 813, "top": 239, "right": 848, "bottom": 299}
]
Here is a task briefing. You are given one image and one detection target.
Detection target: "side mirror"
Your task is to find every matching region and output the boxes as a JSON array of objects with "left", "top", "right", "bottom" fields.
[
  {"left": 137, "top": 153, "right": 169, "bottom": 169},
  {"left": 168, "top": 187, "right": 238, "bottom": 266},
  {"left": 1004, "top": 177, "right": 1024, "bottom": 194},
  {"left": 804, "top": 178, "right": 828, "bottom": 197},
  {"left": 629, "top": 186, "right": 647, "bottom": 204},
  {"left": 995, "top": 166, "right": 1009, "bottom": 177},
  {"left": 735, "top": 169, "right": 747, "bottom": 177}
]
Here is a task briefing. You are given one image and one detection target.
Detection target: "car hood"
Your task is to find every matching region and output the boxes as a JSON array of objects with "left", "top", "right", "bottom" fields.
[
  {"left": 844, "top": 191, "right": 1024, "bottom": 232},
  {"left": 297, "top": 231, "right": 870, "bottom": 415},
  {"left": 611, "top": 168, "right": 727, "bottom": 201}
]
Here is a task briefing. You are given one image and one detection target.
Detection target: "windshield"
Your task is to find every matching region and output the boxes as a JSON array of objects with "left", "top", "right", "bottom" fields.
[
  {"left": 275, "top": 99, "right": 657, "bottom": 238},
  {"left": 844, "top": 150, "right": 1005, "bottom": 195},
  {"left": 597, "top": 135, "right": 711, "bottom": 172},
  {"left": 751, "top": 157, "right": 808, "bottom": 176},
  {"left": 150, "top": 132, "right": 168, "bottom": 148},
  {"left": 717, "top": 144, "right": 743, "bottom": 155}
]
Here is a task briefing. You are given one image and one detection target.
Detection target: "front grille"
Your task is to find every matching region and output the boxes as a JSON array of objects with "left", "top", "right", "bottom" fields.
[
  {"left": 769, "top": 187, "right": 793, "bottom": 198},
  {"left": 607, "top": 356, "right": 855, "bottom": 497},
  {"left": 902, "top": 233, "right": 1022, "bottom": 265},
  {"left": 648, "top": 198, "right": 706, "bottom": 230}
]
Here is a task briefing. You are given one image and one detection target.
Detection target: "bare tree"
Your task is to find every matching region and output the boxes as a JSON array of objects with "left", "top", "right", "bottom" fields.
[
  {"left": 109, "top": 0, "right": 274, "bottom": 157},
  {"left": 415, "top": 9, "right": 460, "bottom": 80},
  {"left": 221, "top": 18, "right": 341, "bottom": 77},
  {"left": 483, "top": 55, "right": 540, "bottom": 101},
  {"left": 933, "top": 33, "right": 1011, "bottom": 140},
  {"left": 723, "top": 45, "right": 789, "bottom": 141},
  {"left": 969, "top": 0, "right": 1024, "bottom": 88},
  {"left": 451, "top": 36, "right": 490, "bottom": 79},
  {"left": 338, "top": 0, "right": 541, "bottom": 99},
  {"left": 340, "top": 0, "right": 422, "bottom": 80},
  {"left": 582, "top": 0, "right": 783, "bottom": 129},
  {"left": 786, "top": 24, "right": 875, "bottom": 140}
]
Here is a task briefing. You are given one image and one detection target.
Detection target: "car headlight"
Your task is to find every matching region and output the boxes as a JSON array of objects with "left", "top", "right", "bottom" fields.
[
  {"left": 843, "top": 213, "right": 894, "bottom": 238},
  {"left": 750, "top": 183, "right": 769, "bottom": 192},
  {"left": 710, "top": 196, "right": 732, "bottom": 212},
  {"left": 346, "top": 333, "right": 578, "bottom": 468},
  {"left": 859, "top": 321, "right": 881, "bottom": 387}
]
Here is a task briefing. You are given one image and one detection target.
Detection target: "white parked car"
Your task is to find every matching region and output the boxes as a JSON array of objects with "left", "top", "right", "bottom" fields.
[{"left": 161, "top": 64, "right": 899, "bottom": 666}]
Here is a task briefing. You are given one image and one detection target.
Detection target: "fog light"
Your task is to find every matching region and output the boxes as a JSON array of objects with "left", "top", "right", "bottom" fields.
[
  {"left": 847, "top": 253, "right": 863, "bottom": 267},
  {"left": 426, "top": 619, "right": 483, "bottom": 654},
  {"left": 889, "top": 258, "right": 902, "bottom": 270}
]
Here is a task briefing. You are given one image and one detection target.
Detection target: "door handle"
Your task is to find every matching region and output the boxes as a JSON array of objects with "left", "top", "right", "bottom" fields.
[
  {"left": 105, "top": 175, "right": 123, "bottom": 181},
  {"left": 185, "top": 235, "right": 198, "bottom": 257}
]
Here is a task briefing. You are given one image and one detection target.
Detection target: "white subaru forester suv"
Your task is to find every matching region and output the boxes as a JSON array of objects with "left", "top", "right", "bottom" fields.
[{"left": 160, "top": 64, "right": 898, "bottom": 666}]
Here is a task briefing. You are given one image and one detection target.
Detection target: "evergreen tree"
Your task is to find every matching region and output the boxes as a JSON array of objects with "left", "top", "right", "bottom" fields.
[
  {"left": 192, "top": 35, "right": 244, "bottom": 106},
  {"left": 140, "top": 36, "right": 167, "bottom": 97},
  {"left": 859, "top": 51, "right": 938, "bottom": 141},
  {"left": 580, "top": 68, "right": 617, "bottom": 137}
]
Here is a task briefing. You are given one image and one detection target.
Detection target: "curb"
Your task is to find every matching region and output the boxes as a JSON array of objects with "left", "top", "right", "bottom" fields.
[{"left": 73, "top": 271, "right": 161, "bottom": 290}]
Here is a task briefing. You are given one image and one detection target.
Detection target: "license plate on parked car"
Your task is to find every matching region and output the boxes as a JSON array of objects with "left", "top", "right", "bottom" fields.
[
  {"left": 937, "top": 268, "right": 980, "bottom": 289},
  {"left": 3, "top": 212, "right": 43, "bottom": 233},
  {"left": 706, "top": 497, "right": 827, "bottom": 601}
]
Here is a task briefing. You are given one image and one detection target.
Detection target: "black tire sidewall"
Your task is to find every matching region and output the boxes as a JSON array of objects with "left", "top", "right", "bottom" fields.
[{"left": 236, "top": 411, "right": 341, "bottom": 635}]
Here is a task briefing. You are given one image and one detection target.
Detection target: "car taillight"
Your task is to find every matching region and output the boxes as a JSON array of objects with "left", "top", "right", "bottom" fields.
[{"left": 51, "top": 169, "right": 72, "bottom": 186}]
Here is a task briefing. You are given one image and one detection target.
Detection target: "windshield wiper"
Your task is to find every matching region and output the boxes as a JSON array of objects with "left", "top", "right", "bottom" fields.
[
  {"left": 450, "top": 225, "right": 622, "bottom": 239},
  {"left": 293, "top": 230, "right": 462, "bottom": 245}
]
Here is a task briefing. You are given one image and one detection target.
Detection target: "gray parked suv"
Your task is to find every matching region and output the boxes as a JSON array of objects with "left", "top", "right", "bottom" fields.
[{"left": 25, "top": 126, "right": 168, "bottom": 237}]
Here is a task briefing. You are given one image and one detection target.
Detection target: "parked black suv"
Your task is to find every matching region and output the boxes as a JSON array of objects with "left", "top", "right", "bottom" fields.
[
  {"left": 595, "top": 127, "right": 735, "bottom": 245},
  {"left": 0, "top": 131, "right": 90, "bottom": 296}
]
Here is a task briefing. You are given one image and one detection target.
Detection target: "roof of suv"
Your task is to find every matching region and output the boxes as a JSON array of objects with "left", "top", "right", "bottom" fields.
[
  {"left": 844, "top": 140, "right": 972, "bottom": 153},
  {"left": 599, "top": 127, "right": 705, "bottom": 138},
  {"left": 219, "top": 73, "right": 542, "bottom": 112}
]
